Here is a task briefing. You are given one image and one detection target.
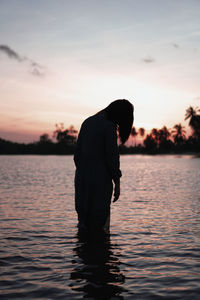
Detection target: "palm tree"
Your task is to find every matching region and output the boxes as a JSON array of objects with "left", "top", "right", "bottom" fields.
[
  {"left": 185, "top": 106, "right": 200, "bottom": 138},
  {"left": 53, "top": 123, "right": 77, "bottom": 145},
  {"left": 39, "top": 133, "right": 52, "bottom": 143},
  {"left": 143, "top": 134, "right": 157, "bottom": 152},
  {"left": 158, "top": 126, "right": 171, "bottom": 143},
  {"left": 172, "top": 123, "right": 186, "bottom": 144},
  {"left": 138, "top": 127, "right": 145, "bottom": 138},
  {"left": 185, "top": 106, "right": 200, "bottom": 123},
  {"left": 131, "top": 126, "right": 138, "bottom": 146},
  {"left": 151, "top": 128, "right": 159, "bottom": 145}
]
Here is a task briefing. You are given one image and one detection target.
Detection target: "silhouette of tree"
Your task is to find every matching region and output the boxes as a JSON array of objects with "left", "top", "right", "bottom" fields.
[
  {"left": 53, "top": 123, "right": 77, "bottom": 145},
  {"left": 158, "top": 126, "right": 172, "bottom": 152},
  {"left": 150, "top": 127, "right": 171, "bottom": 145},
  {"left": 144, "top": 126, "right": 172, "bottom": 153},
  {"left": 138, "top": 127, "right": 145, "bottom": 138},
  {"left": 53, "top": 123, "right": 77, "bottom": 154},
  {"left": 1, "top": 105, "right": 200, "bottom": 155},
  {"left": 159, "top": 126, "right": 170, "bottom": 141},
  {"left": 39, "top": 133, "right": 52, "bottom": 143},
  {"left": 68, "top": 125, "right": 78, "bottom": 137},
  {"left": 131, "top": 126, "right": 138, "bottom": 146},
  {"left": 151, "top": 128, "right": 159, "bottom": 146},
  {"left": 172, "top": 123, "right": 186, "bottom": 145},
  {"left": 143, "top": 134, "right": 157, "bottom": 153},
  {"left": 185, "top": 106, "right": 200, "bottom": 138},
  {"left": 38, "top": 133, "right": 54, "bottom": 154},
  {"left": 137, "top": 127, "right": 145, "bottom": 146}
]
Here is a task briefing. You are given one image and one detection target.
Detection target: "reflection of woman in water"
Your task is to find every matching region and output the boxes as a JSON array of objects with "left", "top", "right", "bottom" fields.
[
  {"left": 70, "top": 234, "right": 125, "bottom": 298},
  {"left": 74, "top": 99, "right": 134, "bottom": 233}
]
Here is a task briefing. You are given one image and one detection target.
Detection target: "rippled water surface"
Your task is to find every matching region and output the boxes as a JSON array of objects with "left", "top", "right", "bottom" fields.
[{"left": 0, "top": 155, "right": 200, "bottom": 299}]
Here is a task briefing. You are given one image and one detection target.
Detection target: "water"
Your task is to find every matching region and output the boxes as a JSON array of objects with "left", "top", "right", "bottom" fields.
[{"left": 0, "top": 155, "right": 200, "bottom": 299}]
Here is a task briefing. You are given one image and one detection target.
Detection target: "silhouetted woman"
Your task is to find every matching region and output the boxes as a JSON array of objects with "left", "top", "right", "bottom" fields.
[{"left": 74, "top": 99, "right": 134, "bottom": 234}]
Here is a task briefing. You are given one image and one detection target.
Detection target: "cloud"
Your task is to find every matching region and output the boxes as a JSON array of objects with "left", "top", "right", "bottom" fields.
[
  {"left": 30, "top": 67, "right": 44, "bottom": 77},
  {"left": 172, "top": 43, "right": 179, "bottom": 48},
  {"left": 29, "top": 61, "right": 44, "bottom": 77},
  {"left": 142, "top": 56, "right": 155, "bottom": 63},
  {"left": 0, "top": 45, "right": 24, "bottom": 61},
  {"left": 0, "top": 44, "right": 45, "bottom": 76}
]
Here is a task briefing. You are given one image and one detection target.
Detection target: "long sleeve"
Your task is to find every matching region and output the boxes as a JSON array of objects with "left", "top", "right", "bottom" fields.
[
  {"left": 105, "top": 122, "right": 122, "bottom": 182},
  {"left": 74, "top": 130, "right": 82, "bottom": 168}
]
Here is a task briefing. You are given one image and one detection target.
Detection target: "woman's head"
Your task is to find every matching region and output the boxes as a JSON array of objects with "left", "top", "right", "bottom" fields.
[{"left": 104, "top": 99, "right": 134, "bottom": 144}]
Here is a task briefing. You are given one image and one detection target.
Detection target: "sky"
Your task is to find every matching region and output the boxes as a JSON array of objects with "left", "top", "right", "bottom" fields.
[{"left": 0, "top": 0, "right": 200, "bottom": 142}]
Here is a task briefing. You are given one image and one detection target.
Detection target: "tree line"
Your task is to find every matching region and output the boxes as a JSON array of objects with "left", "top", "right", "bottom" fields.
[
  {"left": 124, "top": 106, "right": 200, "bottom": 154},
  {"left": 0, "top": 106, "right": 199, "bottom": 155}
]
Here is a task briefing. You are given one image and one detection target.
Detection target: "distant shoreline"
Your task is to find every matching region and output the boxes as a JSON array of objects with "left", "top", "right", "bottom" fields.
[
  {"left": 0, "top": 152, "right": 199, "bottom": 157},
  {"left": 1, "top": 136, "right": 199, "bottom": 156}
]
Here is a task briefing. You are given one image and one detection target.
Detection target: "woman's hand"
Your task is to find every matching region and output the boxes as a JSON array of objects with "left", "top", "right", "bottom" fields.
[{"left": 113, "top": 179, "right": 120, "bottom": 202}]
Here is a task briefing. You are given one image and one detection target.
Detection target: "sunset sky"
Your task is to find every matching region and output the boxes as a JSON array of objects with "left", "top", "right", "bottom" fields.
[{"left": 0, "top": 0, "right": 200, "bottom": 142}]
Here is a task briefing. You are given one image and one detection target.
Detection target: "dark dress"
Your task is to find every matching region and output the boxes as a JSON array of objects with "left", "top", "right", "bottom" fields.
[{"left": 74, "top": 114, "right": 122, "bottom": 232}]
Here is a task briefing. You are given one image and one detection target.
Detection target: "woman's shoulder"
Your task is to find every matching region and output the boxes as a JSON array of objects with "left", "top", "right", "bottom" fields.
[
  {"left": 94, "top": 114, "right": 116, "bottom": 126},
  {"left": 81, "top": 114, "right": 116, "bottom": 132}
]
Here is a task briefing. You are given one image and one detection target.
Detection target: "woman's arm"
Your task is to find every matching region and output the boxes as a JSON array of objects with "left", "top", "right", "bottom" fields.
[
  {"left": 113, "top": 178, "right": 120, "bottom": 202},
  {"left": 105, "top": 122, "right": 122, "bottom": 201},
  {"left": 74, "top": 128, "right": 82, "bottom": 168}
]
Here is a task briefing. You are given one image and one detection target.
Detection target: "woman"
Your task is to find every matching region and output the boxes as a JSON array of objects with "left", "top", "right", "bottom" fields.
[{"left": 74, "top": 99, "right": 134, "bottom": 233}]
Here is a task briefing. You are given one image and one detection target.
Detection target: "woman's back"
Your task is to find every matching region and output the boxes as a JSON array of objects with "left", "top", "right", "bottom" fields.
[{"left": 75, "top": 114, "right": 115, "bottom": 163}]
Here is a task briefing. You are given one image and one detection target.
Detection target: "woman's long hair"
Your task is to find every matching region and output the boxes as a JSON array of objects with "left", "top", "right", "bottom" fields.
[{"left": 105, "top": 99, "right": 134, "bottom": 144}]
